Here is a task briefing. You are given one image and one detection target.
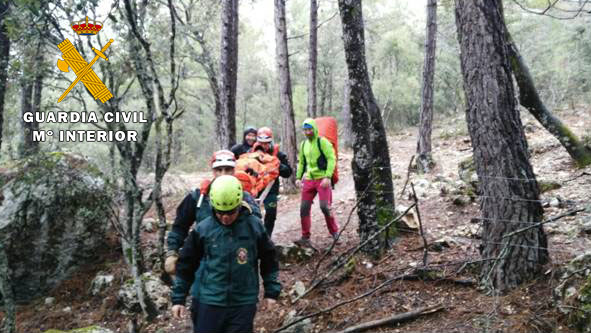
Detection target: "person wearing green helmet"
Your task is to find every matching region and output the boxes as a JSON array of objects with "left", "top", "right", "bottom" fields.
[
  {"left": 164, "top": 150, "right": 262, "bottom": 276},
  {"left": 171, "top": 175, "right": 281, "bottom": 333}
]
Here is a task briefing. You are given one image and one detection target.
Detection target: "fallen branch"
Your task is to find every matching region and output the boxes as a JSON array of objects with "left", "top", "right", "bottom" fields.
[
  {"left": 329, "top": 303, "right": 444, "bottom": 333},
  {"left": 275, "top": 271, "right": 417, "bottom": 333},
  {"left": 502, "top": 208, "right": 585, "bottom": 239},
  {"left": 314, "top": 177, "right": 377, "bottom": 278},
  {"left": 399, "top": 155, "right": 415, "bottom": 200},
  {"left": 411, "top": 182, "right": 428, "bottom": 267},
  {"left": 293, "top": 203, "right": 417, "bottom": 303}
]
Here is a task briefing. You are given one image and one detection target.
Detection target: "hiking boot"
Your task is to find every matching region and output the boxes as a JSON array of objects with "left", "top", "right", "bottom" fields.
[{"left": 294, "top": 237, "right": 313, "bottom": 248}]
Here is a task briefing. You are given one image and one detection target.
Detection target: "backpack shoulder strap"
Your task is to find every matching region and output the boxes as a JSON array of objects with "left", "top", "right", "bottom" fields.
[
  {"left": 317, "top": 136, "right": 326, "bottom": 159},
  {"left": 300, "top": 140, "right": 307, "bottom": 175}
]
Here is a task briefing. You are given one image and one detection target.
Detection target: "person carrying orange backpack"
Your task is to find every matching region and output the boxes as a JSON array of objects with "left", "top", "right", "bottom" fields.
[
  {"left": 164, "top": 150, "right": 261, "bottom": 275},
  {"left": 251, "top": 127, "right": 292, "bottom": 238},
  {"left": 295, "top": 118, "right": 339, "bottom": 247}
]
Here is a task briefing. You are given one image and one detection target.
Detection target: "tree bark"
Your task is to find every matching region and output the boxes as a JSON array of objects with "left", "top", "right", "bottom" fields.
[
  {"left": 19, "top": 79, "right": 36, "bottom": 157},
  {"left": 0, "top": 1, "right": 10, "bottom": 153},
  {"left": 307, "top": 0, "right": 318, "bottom": 118},
  {"left": 219, "top": 0, "right": 238, "bottom": 149},
  {"left": 119, "top": 0, "right": 183, "bottom": 319},
  {"left": 338, "top": 0, "right": 381, "bottom": 255},
  {"left": 499, "top": 4, "right": 591, "bottom": 167},
  {"left": 454, "top": 0, "right": 548, "bottom": 293},
  {"left": 341, "top": 78, "right": 353, "bottom": 149},
  {"left": 274, "top": 0, "right": 297, "bottom": 191},
  {"left": 188, "top": 27, "right": 222, "bottom": 149},
  {"left": 339, "top": 0, "right": 395, "bottom": 245},
  {"left": 416, "top": 0, "right": 438, "bottom": 173}
]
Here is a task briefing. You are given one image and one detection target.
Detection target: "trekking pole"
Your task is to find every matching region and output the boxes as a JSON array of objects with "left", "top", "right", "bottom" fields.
[
  {"left": 197, "top": 194, "right": 205, "bottom": 208},
  {"left": 257, "top": 180, "right": 276, "bottom": 206}
]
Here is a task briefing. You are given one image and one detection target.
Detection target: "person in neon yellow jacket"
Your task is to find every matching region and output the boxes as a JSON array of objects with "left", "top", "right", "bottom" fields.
[{"left": 295, "top": 118, "right": 339, "bottom": 247}]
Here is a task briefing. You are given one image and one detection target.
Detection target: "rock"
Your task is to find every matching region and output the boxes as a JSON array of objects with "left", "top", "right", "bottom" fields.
[
  {"left": 414, "top": 179, "right": 430, "bottom": 189},
  {"left": 550, "top": 197, "right": 562, "bottom": 208},
  {"left": 0, "top": 153, "right": 113, "bottom": 303},
  {"left": 523, "top": 122, "right": 538, "bottom": 133},
  {"left": 44, "top": 326, "right": 114, "bottom": 333},
  {"left": 554, "top": 252, "right": 591, "bottom": 332},
  {"left": 275, "top": 244, "right": 314, "bottom": 264},
  {"left": 395, "top": 205, "right": 419, "bottom": 230},
  {"left": 281, "top": 310, "right": 313, "bottom": 333},
  {"left": 45, "top": 297, "right": 55, "bottom": 306},
  {"left": 458, "top": 156, "right": 475, "bottom": 183},
  {"left": 291, "top": 281, "right": 306, "bottom": 297},
  {"left": 428, "top": 237, "right": 459, "bottom": 252},
  {"left": 452, "top": 195, "right": 470, "bottom": 207},
  {"left": 90, "top": 273, "right": 115, "bottom": 296},
  {"left": 142, "top": 218, "right": 157, "bottom": 233},
  {"left": 580, "top": 218, "right": 591, "bottom": 235},
  {"left": 451, "top": 224, "right": 480, "bottom": 239},
  {"left": 63, "top": 306, "right": 72, "bottom": 312},
  {"left": 118, "top": 272, "right": 170, "bottom": 313}
]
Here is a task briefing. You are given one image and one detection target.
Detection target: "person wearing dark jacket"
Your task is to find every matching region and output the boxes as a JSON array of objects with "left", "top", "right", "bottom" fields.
[
  {"left": 252, "top": 127, "right": 292, "bottom": 238},
  {"left": 231, "top": 126, "right": 258, "bottom": 159},
  {"left": 164, "top": 150, "right": 261, "bottom": 275},
  {"left": 171, "top": 175, "right": 281, "bottom": 333}
]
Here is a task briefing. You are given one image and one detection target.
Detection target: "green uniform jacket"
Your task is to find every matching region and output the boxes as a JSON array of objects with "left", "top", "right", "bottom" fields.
[
  {"left": 167, "top": 189, "right": 261, "bottom": 253},
  {"left": 171, "top": 206, "right": 281, "bottom": 306},
  {"left": 296, "top": 118, "right": 336, "bottom": 180}
]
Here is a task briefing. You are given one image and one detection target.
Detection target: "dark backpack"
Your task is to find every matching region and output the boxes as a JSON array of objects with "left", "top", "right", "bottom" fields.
[{"left": 300, "top": 137, "right": 335, "bottom": 187}]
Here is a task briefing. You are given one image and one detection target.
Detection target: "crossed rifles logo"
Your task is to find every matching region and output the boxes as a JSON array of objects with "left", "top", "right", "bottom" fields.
[{"left": 56, "top": 16, "right": 113, "bottom": 103}]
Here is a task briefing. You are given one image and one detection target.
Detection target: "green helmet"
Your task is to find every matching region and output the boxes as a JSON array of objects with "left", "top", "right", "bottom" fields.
[{"left": 209, "top": 175, "right": 243, "bottom": 211}]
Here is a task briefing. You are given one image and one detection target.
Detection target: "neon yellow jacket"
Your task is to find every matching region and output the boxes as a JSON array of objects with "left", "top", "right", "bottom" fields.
[{"left": 296, "top": 118, "right": 336, "bottom": 180}]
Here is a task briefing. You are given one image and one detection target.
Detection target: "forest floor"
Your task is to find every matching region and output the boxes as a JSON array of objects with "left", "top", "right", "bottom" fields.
[{"left": 9, "top": 108, "right": 591, "bottom": 333}]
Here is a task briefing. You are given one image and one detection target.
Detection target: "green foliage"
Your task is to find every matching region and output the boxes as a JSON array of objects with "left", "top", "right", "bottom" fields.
[
  {"left": 2, "top": 0, "right": 590, "bottom": 173},
  {"left": 569, "top": 275, "right": 591, "bottom": 332}
]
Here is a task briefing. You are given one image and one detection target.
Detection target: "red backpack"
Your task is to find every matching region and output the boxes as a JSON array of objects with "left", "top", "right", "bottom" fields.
[{"left": 305, "top": 117, "right": 339, "bottom": 186}]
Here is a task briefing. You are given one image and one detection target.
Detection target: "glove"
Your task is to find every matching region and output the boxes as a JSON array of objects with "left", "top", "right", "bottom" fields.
[{"left": 165, "top": 254, "right": 179, "bottom": 275}]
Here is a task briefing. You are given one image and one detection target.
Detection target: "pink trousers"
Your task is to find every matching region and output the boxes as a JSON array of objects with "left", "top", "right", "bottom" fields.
[{"left": 300, "top": 179, "right": 339, "bottom": 238}]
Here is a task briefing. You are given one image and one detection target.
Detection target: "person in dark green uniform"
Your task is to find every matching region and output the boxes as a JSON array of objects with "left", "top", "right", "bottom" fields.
[{"left": 170, "top": 175, "right": 281, "bottom": 333}]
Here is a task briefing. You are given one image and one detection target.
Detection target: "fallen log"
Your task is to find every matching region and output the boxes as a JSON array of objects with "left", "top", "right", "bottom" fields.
[{"left": 330, "top": 303, "right": 444, "bottom": 333}]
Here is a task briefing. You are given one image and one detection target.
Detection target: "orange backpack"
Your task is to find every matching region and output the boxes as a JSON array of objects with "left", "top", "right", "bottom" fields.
[
  {"left": 314, "top": 117, "right": 339, "bottom": 185},
  {"left": 235, "top": 151, "right": 280, "bottom": 195}
]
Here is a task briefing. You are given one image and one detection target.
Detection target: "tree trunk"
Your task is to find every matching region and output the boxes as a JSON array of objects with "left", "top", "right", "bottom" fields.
[
  {"left": 341, "top": 78, "right": 353, "bottom": 149},
  {"left": 189, "top": 28, "right": 222, "bottom": 150},
  {"left": 416, "top": 0, "right": 438, "bottom": 173},
  {"left": 0, "top": 1, "right": 10, "bottom": 153},
  {"left": 32, "top": 52, "right": 43, "bottom": 137},
  {"left": 274, "top": 0, "right": 297, "bottom": 192},
  {"left": 338, "top": 0, "right": 382, "bottom": 255},
  {"left": 119, "top": 0, "right": 180, "bottom": 319},
  {"left": 307, "top": 0, "right": 318, "bottom": 118},
  {"left": 219, "top": 0, "right": 238, "bottom": 149},
  {"left": 499, "top": 5, "right": 591, "bottom": 167},
  {"left": 338, "top": 0, "right": 396, "bottom": 242},
  {"left": 327, "top": 69, "right": 333, "bottom": 113},
  {"left": 0, "top": 243, "right": 15, "bottom": 333},
  {"left": 19, "top": 79, "right": 36, "bottom": 157},
  {"left": 454, "top": 0, "right": 548, "bottom": 293},
  {"left": 19, "top": 39, "right": 45, "bottom": 157}
]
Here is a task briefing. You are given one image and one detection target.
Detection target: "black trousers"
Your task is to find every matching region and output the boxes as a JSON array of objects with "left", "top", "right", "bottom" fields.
[{"left": 191, "top": 300, "right": 257, "bottom": 333}]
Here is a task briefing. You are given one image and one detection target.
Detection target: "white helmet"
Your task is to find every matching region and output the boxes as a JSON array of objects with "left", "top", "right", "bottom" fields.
[{"left": 210, "top": 150, "right": 236, "bottom": 169}]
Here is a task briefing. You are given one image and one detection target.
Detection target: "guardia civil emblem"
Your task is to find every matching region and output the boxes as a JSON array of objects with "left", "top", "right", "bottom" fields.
[
  {"left": 237, "top": 248, "right": 248, "bottom": 265},
  {"left": 56, "top": 16, "right": 114, "bottom": 103}
]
